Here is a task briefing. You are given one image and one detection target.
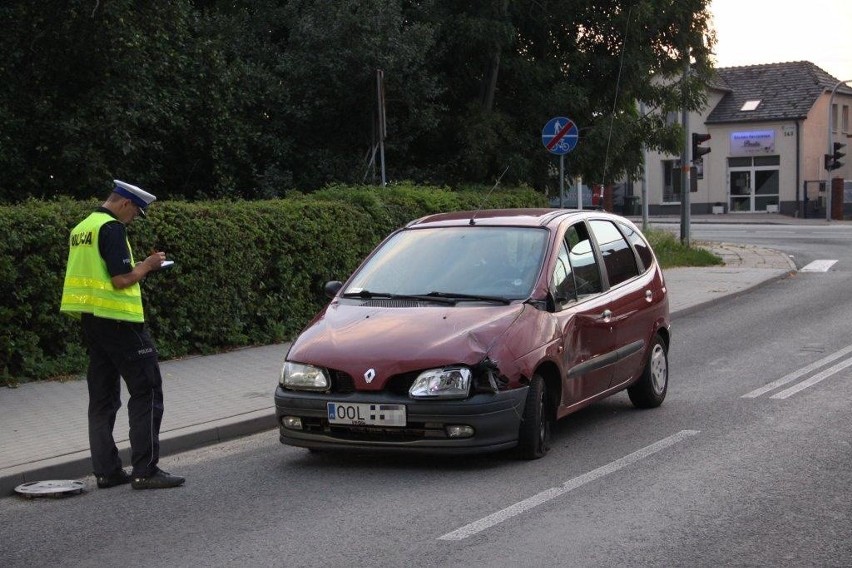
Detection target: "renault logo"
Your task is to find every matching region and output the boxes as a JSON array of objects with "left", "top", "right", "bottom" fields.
[{"left": 364, "top": 368, "right": 376, "bottom": 383}]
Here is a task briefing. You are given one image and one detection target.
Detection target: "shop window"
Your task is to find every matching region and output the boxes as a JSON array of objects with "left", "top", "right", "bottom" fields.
[
  {"left": 754, "top": 156, "right": 780, "bottom": 166},
  {"left": 662, "top": 160, "right": 681, "bottom": 202}
]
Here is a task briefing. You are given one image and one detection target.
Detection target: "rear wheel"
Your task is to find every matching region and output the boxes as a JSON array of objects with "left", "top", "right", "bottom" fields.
[
  {"left": 516, "top": 374, "right": 551, "bottom": 459},
  {"left": 628, "top": 334, "right": 668, "bottom": 408}
]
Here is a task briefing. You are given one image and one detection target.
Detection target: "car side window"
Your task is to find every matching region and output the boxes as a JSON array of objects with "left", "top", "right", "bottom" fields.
[
  {"left": 566, "top": 223, "right": 603, "bottom": 297},
  {"left": 589, "top": 220, "right": 640, "bottom": 286},
  {"left": 551, "top": 241, "right": 576, "bottom": 303},
  {"left": 617, "top": 222, "right": 654, "bottom": 272}
]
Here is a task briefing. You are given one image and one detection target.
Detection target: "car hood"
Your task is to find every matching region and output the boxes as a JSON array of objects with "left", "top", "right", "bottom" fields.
[{"left": 287, "top": 301, "right": 529, "bottom": 391}]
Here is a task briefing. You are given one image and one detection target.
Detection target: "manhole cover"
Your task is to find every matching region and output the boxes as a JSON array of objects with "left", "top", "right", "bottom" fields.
[{"left": 14, "top": 480, "right": 85, "bottom": 499}]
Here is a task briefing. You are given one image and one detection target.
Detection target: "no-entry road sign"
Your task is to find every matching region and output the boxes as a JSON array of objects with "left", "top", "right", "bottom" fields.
[{"left": 542, "top": 117, "right": 578, "bottom": 155}]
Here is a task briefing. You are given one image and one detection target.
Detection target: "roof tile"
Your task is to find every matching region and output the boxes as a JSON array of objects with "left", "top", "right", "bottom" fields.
[{"left": 706, "top": 61, "right": 851, "bottom": 124}]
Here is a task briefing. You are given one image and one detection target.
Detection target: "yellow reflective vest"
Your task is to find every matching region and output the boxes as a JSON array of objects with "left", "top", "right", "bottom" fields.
[{"left": 60, "top": 212, "right": 144, "bottom": 322}]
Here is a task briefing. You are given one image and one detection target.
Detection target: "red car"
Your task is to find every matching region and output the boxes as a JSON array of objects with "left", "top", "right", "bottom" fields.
[{"left": 275, "top": 209, "right": 670, "bottom": 459}]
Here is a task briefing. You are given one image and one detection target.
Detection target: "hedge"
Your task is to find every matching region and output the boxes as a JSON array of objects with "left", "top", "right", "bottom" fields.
[{"left": 0, "top": 183, "right": 546, "bottom": 384}]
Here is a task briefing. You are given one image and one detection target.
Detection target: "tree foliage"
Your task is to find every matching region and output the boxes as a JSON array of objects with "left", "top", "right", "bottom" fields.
[{"left": 0, "top": 0, "right": 715, "bottom": 202}]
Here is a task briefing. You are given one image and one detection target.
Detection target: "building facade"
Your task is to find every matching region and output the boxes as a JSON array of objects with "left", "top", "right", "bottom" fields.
[{"left": 643, "top": 62, "right": 852, "bottom": 217}]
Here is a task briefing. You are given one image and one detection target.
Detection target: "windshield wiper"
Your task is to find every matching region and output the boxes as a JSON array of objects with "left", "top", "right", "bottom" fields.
[
  {"left": 423, "top": 291, "right": 512, "bottom": 305},
  {"left": 341, "top": 290, "right": 455, "bottom": 305}
]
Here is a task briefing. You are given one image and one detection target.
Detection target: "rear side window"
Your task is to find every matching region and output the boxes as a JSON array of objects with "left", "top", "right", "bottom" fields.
[
  {"left": 589, "top": 220, "right": 639, "bottom": 286},
  {"left": 617, "top": 222, "right": 655, "bottom": 272}
]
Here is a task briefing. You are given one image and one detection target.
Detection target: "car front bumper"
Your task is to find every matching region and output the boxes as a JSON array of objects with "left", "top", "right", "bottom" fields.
[{"left": 274, "top": 386, "right": 529, "bottom": 454}]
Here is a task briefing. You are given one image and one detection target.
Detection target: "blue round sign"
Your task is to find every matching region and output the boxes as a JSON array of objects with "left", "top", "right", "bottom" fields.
[{"left": 541, "top": 117, "right": 579, "bottom": 155}]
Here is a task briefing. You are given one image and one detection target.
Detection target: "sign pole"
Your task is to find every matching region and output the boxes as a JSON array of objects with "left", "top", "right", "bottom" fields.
[
  {"left": 577, "top": 176, "right": 583, "bottom": 210},
  {"left": 559, "top": 155, "right": 565, "bottom": 208}
]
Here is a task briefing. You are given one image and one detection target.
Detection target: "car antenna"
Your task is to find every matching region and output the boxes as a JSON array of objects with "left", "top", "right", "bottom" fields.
[{"left": 469, "top": 165, "right": 510, "bottom": 226}]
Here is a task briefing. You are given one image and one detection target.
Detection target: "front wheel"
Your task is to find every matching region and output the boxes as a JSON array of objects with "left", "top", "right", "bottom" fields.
[
  {"left": 516, "top": 374, "right": 551, "bottom": 459},
  {"left": 628, "top": 334, "right": 668, "bottom": 408}
]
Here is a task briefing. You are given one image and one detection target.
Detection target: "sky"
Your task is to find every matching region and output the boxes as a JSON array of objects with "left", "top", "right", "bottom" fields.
[{"left": 709, "top": 0, "right": 852, "bottom": 82}]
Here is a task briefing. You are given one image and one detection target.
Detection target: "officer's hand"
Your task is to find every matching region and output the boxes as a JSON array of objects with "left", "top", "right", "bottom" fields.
[{"left": 144, "top": 251, "right": 167, "bottom": 271}]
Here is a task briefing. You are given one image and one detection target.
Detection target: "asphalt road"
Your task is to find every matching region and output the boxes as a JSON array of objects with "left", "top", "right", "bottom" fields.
[
  {"left": 656, "top": 222, "right": 852, "bottom": 268},
  {"left": 2, "top": 224, "right": 850, "bottom": 567}
]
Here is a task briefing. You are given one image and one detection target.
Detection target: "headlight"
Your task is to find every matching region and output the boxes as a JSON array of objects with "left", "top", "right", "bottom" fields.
[
  {"left": 280, "top": 361, "right": 330, "bottom": 391},
  {"left": 409, "top": 367, "right": 472, "bottom": 399}
]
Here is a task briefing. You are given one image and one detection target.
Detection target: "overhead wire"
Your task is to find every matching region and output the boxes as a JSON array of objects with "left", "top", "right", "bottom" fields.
[{"left": 600, "top": 4, "right": 634, "bottom": 190}]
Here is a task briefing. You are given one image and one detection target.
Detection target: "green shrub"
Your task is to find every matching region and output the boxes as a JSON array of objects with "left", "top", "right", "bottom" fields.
[
  {"left": 0, "top": 185, "right": 546, "bottom": 383},
  {"left": 644, "top": 228, "right": 723, "bottom": 269}
]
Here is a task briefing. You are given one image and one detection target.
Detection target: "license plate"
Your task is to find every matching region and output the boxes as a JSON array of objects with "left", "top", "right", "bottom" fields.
[{"left": 327, "top": 402, "right": 406, "bottom": 427}]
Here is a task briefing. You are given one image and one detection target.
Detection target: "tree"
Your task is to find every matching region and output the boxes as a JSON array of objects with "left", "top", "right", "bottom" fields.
[
  {"left": 270, "top": 0, "right": 443, "bottom": 188},
  {"left": 406, "top": 0, "right": 716, "bottom": 191},
  {"left": 0, "top": 1, "right": 199, "bottom": 200},
  {"left": 0, "top": 0, "right": 716, "bottom": 200},
  {"left": 0, "top": 0, "right": 296, "bottom": 201}
]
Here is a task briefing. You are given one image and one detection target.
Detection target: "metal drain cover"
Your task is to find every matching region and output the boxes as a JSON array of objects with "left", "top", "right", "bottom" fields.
[{"left": 15, "top": 480, "right": 85, "bottom": 498}]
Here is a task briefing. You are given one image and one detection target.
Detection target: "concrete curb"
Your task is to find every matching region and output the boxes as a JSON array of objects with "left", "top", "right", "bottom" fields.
[
  {"left": 670, "top": 268, "right": 796, "bottom": 320},
  {"left": 1, "top": 408, "right": 276, "bottom": 496}
]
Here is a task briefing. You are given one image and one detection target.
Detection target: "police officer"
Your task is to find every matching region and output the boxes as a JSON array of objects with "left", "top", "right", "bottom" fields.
[{"left": 60, "top": 180, "right": 184, "bottom": 490}]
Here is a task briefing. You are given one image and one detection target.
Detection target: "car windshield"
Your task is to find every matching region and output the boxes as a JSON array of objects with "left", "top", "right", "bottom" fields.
[{"left": 344, "top": 226, "right": 548, "bottom": 301}]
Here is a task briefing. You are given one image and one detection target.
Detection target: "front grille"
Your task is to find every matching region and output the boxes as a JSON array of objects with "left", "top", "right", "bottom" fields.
[
  {"left": 327, "top": 369, "right": 418, "bottom": 395},
  {"left": 385, "top": 372, "right": 419, "bottom": 395},
  {"left": 329, "top": 370, "right": 355, "bottom": 393},
  {"left": 326, "top": 366, "right": 503, "bottom": 395},
  {"left": 297, "top": 416, "right": 448, "bottom": 442}
]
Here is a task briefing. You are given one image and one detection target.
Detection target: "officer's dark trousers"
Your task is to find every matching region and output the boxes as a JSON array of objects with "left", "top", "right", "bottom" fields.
[{"left": 81, "top": 314, "right": 163, "bottom": 477}]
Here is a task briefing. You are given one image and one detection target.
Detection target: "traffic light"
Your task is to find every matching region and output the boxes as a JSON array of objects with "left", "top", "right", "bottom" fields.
[
  {"left": 824, "top": 142, "right": 845, "bottom": 171},
  {"left": 691, "top": 133, "right": 711, "bottom": 162}
]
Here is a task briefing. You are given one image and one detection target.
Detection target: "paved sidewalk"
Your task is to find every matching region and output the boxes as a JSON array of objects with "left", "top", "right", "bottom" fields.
[
  {"left": 0, "top": 241, "right": 797, "bottom": 495},
  {"left": 665, "top": 241, "right": 796, "bottom": 315}
]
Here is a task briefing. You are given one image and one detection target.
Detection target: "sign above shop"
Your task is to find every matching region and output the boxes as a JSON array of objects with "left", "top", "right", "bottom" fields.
[{"left": 730, "top": 130, "right": 775, "bottom": 156}]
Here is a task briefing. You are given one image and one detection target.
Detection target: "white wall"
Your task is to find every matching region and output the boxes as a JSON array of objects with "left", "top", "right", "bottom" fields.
[{"left": 642, "top": 89, "right": 852, "bottom": 213}]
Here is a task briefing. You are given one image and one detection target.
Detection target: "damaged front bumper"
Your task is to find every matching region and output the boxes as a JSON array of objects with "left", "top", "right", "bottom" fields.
[{"left": 274, "top": 386, "right": 529, "bottom": 454}]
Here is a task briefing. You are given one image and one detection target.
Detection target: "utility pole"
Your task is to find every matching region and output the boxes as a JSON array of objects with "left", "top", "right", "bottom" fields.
[
  {"left": 377, "top": 69, "right": 387, "bottom": 187},
  {"left": 679, "top": 55, "right": 691, "bottom": 246},
  {"left": 639, "top": 101, "right": 649, "bottom": 231}
]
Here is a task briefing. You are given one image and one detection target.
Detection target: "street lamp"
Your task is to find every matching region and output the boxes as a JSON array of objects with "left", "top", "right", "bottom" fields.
[{"left": 825, "top": 79, "right": 852, "bottom": 221}]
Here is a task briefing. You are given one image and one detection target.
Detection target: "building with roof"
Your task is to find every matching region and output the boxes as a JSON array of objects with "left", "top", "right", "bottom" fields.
[{"left": 642, "top": 61, "right": 852, "bottom": 216}]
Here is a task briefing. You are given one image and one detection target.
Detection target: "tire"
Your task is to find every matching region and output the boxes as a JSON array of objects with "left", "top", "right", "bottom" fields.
[
  {"left": 628, "top": 334, "right": 668, "bottom": 409},
  {"left": 516, "top": 374, "right": 551, "bottom": 459}
]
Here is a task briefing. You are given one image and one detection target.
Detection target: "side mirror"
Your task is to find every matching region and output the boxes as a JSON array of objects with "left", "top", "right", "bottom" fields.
[{"left": 324, "top": 280, "right": 343, "bottom": 299}]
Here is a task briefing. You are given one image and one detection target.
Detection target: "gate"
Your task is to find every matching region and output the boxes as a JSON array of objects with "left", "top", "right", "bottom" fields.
[{"left": 801, "top": 180, "right": 826, "bottom": 218}]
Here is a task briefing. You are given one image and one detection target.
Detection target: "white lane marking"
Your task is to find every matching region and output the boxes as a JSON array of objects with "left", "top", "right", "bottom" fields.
[
  {"left": 770, "top": 357, "right": 852, "bottom": 399},
  {"left": 742, "top": 343, "right": 852, "bottom": 398},
  {"left": 799, "top": 259, "right": 838, "bottom": 272},
  {"left": 437, "top": 430, "right": 700, "bottom": 541}
]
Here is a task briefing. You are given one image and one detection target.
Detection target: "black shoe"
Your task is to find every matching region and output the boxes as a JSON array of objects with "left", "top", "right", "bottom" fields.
[
  {"left": 96, "top": 469, "right": 131, "bottom": 489},
  {"left": 131, "top": 469, "right": 185, "bottom": 490}
]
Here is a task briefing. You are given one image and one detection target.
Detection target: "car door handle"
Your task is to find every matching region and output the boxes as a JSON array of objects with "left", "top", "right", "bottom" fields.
[
  {"left": 599, "top": 309, "right": 612, "bottom": 322},
  {"left": 645, "top": 289, "right": 653, "bottom": 302}
]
